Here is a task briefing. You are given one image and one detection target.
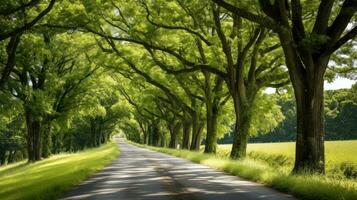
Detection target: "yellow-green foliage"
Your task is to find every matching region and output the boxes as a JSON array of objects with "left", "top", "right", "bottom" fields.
[
  {"left": 138, "top": 142, "right": 357, "bottom": 200},
  {"left": 216, "top": 140, "right": 357, "bottom": 178},
  {"left": 0, "top": 142, "right": 119, "bottom": 200}
]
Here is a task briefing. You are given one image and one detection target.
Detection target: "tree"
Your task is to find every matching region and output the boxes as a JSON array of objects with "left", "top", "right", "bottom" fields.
[
  {"left": 0, "top": 0, "right": 56, "bottom": 87},
  {"left": 1, "top": 27, "right": 107, "bottom": 161},
  {"left": 212, "top": 0, "right": 357, "bottom": 173}
]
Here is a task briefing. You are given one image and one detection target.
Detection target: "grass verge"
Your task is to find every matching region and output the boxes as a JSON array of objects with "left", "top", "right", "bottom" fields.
[
  {"left": 217, "top": 141, "right": 357, "bottom": 179},
  {"left": 0, "top": 142, "right": 119, "bottom": 200},
  {"left": 136, "top": 143, "right": 357, "bottom": 200}
]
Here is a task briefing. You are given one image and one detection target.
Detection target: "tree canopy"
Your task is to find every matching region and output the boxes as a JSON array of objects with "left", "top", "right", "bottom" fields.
[{"left": 0, "top": 0, "right": 356, "bottom": 175}]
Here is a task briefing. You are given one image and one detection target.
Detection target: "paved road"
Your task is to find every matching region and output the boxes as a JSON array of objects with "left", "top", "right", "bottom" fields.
[{"left": 60, "top": 139, "right": 297, "bottom": 200}]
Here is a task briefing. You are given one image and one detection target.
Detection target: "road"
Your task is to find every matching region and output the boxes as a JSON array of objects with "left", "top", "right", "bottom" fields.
[{"left": 60, "top": 139, "right": 297, "bottom": 200}]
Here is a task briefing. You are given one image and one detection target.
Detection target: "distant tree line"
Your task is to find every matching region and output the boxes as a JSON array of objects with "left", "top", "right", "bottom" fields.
[{"left": 219, "top": 84, "right": 357, "bottom": 143}]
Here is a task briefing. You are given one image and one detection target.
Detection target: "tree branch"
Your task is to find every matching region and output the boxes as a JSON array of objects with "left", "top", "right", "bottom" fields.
[
  {"left": 0, "top": 0, "right": 56, "bottom": 41},
  {"left": 327, "top": 0, "right": 357, "bottom": 43},
  {"left": 324, "top": 25, "right": 357, "bottom": 56},
  {"left": 0, "top": 34, "right": 21, "bottom": 88},
  {"left": 312, "top": 0, "right": 335, "bottom": 34},
  {"left": 141, "top": 1, "right": 212, "bottom": 46},
  {"left": 0, "top": 0, "right": 40, "bottom": 16},
  {"left": 211, "top": 0, "right": 278, "bottom": 30}
]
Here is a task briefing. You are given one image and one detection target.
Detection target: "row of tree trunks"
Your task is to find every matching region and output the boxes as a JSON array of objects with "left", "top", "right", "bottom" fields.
[
  {"left": 143, "top": 115, "right": 204, "bottom": 151},
  {"left": 0, "top": 149, "right": 18, "bottom": 165},
  {"left": 90, "top": 117, "right": 108, "bottom": 148},
  {"left": 0, "top": 149, "right": 17, "bottom": 166},
  {"left": 6, "top": 150, "right": 17, "bottom": 163},
  {"left": 101, "top": 130, "right": 111, "bottom": 144},
  {"left": 158, "top": 111, "right": 205, "bottom": 151}
]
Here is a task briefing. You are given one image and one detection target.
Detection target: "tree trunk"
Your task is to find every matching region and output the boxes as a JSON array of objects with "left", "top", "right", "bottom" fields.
[
  {"left": 161, "top": 136, "right": 166, "bottom": 147},
  {"left": 293, "top": 71, "right": 325, "bottom": 173},
  {"left": 7, "top": 150, "right": 17, "bottom": 163},
  {"left": 102, "top": 132, "right": 107, "bottom": 144},
  {"left": 190, "top": 117, "right": 204, "bottom": 151},
  {"left": 0, "top": 148, "right": 6, "bottom": 165},
  {"left": 152, "top": 123, "right": 160, "bottom": 146},
  {"left": 139, "top": 122, "right": 148, "bottom": 144},
  {"left": 159, "top": 129, "right": 166, "bottom": 147},
  {"left": 181, "top": 119, "right": 191, "bottom": 149},
  {"left": 90, "top": 119, "right": 96, "bottom": 147},
  {"left": 25, "top": 109, "right": 42, "bottom": 162},
  {"left": 97, "top": 117, "right": 104, "bottom": 146},
  {"left": 278, "top": 32, "right": 326, "bottom": 173},
  {"left": 90, "top": 118, "right": 101, "bottom": 147},
  {"left": 168, "top": 122, "right": 181, "bottom": 149},
  {"left": 51, "top": 133, "right": 61, "bottom": 154},
  {"left": 42, "top": 122, "right": 52, "bottom": 158},
  {"left": 190, "top": 114, "right": 199, "bottom": 150},
  {"left": 141, "top": 125, "right": 148, "bottom": 145},
  {"left": 230, "top": 93, "right": 252, "bottom": 159},
  {"left": 107, "top": 131, "right": 111, "bottom": 142},
  {"left": 148, "top": 125, "right": 153, "bottom": 146},
  {"left": 168, "top": 123, "right": 176, "bottom": 148},
  {"left": 143, "top": 131, "right": 148, "bottom": 145},
  {"left": 0, "top": 35, "right": 21, "bottom": 88},
  {"left": 204, "top": 102, "right": 219, "bottom": 153}
]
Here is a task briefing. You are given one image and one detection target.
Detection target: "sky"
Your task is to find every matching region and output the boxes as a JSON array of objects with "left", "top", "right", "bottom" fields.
[
  {"left": 325, "top": 77, "right": 356, "bottom": 90},
  {"left": 265, "top": 77, "right": 356, "bottom": 94}
]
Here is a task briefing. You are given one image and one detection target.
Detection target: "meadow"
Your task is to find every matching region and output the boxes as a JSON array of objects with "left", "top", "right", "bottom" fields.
[
  {"left": 216, "top": 140, "right": 357, "bottom": 179},
  {"left": 140, "top": 140, "right": 357, "bottom": 200},
  {"left": 0, "top": 142, "right": 119, "bottom": 200}
]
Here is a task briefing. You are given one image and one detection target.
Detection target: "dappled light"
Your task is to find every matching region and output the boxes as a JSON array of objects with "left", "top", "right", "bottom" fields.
[{"left": 61, "top": 139, "right": 294, "bottom": 200}]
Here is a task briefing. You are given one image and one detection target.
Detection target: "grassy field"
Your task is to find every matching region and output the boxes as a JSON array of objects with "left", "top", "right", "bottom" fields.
[
  {"left": 0, "top": 142, "right": 119, "bottom": 200},
  {"left": 139, "top": 140, "right": 357, "bottom": 200},
  {"left": 215, "top": 140, "right": 357, "bottom": 179},
  {"left": 217, "top": 140, "right": 357, "bottom": 164}
]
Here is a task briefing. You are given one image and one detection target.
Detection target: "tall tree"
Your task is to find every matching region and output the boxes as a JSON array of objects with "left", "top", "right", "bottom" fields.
[{"left": 212, "top": 0, "right": 357, "bottom": 173}]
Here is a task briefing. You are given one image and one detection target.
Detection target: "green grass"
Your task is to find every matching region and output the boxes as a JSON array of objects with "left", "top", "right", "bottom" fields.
[
  {"left": 136, "top": 142, "right": 357, "bottom": 200},
  {"left": 0, "top": 142, "right": 119, "bottom": 200},
  {"left": 216, "top": 140, "right": 357, "bottom": 179},
  {"left": 217, "top": 140, "right": 357, "bottom": 164}
]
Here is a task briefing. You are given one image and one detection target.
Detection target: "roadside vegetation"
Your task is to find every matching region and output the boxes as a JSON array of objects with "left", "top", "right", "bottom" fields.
[
  {"left": 0, "top": 142, "right": 119, "bottom": 200},
  {"left": 139, "top": 142, "right": 357, "bottom": 200},
  {"left": 217, "top": 140, "right": 357, "bottom": 180}
]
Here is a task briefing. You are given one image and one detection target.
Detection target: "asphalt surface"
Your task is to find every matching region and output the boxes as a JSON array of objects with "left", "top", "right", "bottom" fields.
[{"left": 60, "top": 138, "right": 297, "bottom": 200}]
